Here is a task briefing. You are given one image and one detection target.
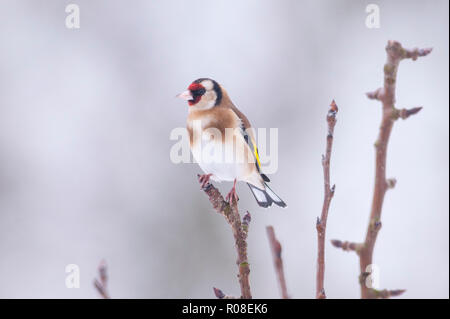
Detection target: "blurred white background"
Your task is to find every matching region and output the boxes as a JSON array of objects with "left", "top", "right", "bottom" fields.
[{"left": 0, "top": 0, "right": 448, "bottom": 298}]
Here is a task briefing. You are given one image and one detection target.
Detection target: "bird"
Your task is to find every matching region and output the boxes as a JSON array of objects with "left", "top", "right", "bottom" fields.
[{"left": 177, "top": 78, "right": 286, "bottom": 208}]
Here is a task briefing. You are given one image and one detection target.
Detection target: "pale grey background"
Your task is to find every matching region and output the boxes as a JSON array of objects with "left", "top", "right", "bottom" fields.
[{"left": 0, "top": 0, "right": 448, "bottom": 298}]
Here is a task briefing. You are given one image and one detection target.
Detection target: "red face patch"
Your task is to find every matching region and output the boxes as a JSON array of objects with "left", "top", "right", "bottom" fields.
[
  {"left": 188, "top": 83, "right": 204, "bottom": 91},
  {"left": 187, "top": 83, "right": 206, "bottom": 106}
]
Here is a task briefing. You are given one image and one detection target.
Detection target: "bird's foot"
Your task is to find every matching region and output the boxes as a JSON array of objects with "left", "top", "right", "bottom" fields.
[
  {"left": 198, "top": 174, "right": 213, "bottom": 189},
  {"left": 225, "top": 179, "right": 239, "bottom": 204}
]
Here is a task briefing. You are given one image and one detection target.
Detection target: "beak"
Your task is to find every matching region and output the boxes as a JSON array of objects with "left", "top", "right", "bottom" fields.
[{"left": 176, "top": 90, "right": 193, "bottom": 101}]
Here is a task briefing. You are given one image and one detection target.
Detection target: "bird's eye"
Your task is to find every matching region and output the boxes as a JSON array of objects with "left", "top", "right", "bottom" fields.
[{"left": 191, "top": 88, "right": 206, "bottom": 96}]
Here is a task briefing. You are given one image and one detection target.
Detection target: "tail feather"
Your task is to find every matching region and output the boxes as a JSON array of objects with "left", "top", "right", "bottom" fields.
[{"left": 247, "top": 182, "right": 287, "bottom": 208}]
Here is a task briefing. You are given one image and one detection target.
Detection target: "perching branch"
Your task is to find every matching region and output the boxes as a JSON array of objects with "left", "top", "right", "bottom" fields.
[
  {"left": 93, "top": 260, "right": 110, "bottom": 299},
  {"left": 266, "top": 226, "right": 289, "bottom": 299},
  {"left": 315, "top": 100, "right": 338, "bottom": 299},
  {"left": 333, "top": 41, "right": 431, "bottom": 299},
  {"left": 198, "top": 176, "right": 252, "bottom": 299}
]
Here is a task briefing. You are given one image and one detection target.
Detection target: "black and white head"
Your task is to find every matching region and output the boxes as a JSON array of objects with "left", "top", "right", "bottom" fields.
[{"left": 177, "top": 78, "right": 223, "bottom": 110}]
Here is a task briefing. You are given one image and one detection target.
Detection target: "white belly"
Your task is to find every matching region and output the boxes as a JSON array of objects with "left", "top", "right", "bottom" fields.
[{"left": 191, "top": 137, "right": 245, "bottom": 182}]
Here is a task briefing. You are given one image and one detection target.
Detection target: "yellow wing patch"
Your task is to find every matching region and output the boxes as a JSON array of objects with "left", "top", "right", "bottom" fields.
[{"left": 252, "top": 140, "right": 261, "bottom": 169}]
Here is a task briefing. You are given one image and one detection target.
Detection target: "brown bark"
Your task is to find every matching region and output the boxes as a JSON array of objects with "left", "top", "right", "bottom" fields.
[
  {"left": 332, "top": 41, "right": 431, "bottom": 299},
  {"left": 266, "top": 226, "right": 289, "bottom": 299},
  {"left": 315, "top": 100, "right": 338, "bottom": 299},
  {"left": 199, "top": 177, "right": 252, "bottom": 299},
  {"left": 360, "top": 41, "right": 431, "bottom": 299},
  {"left": 93, "top": 260, "right": 110, "bottom": 299}
]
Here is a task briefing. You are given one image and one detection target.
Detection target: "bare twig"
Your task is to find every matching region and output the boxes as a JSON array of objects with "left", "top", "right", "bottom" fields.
[
  {"left": 266, "top": 226, "right": 289, "bottom": 299},
  {"left": 330, "top": 240, "right": 362, "bottom": 253},
  {"left": 371, "top": 288, "right": 406, "bottom": 299},
  {"left": 315, "top": 100, "right": 338, "bottom": 299},
  {"left": 395, "top": 107, "right": 423, "bottom": 120},
  {"left": 93, "top": 260, "right": 110, "bottom": 299},
  {"left": 334, "top": 41, "right": 431, "bottom": 299},
  {"left": 213, "top": 287, "right": 236, "bottom": 299},
  {"left": 199, "top": 176, "right": 252, "bottom": 299}
]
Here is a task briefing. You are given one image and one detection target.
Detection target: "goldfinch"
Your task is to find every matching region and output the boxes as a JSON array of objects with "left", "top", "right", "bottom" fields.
[{"left": 178, "top": 78, "right": 286, "bottom": 208}]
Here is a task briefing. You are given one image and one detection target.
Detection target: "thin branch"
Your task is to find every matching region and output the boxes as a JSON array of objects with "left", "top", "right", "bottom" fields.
[
  {"left": 366, "top": 88, "right": 384, "bottom": 101},
  {"left": 93, "top": 260, "right": 110, "bottom": 299},
  {"left": 395, "top": 107, "right": 423, "bottom": 120},
  {"left": 266, "top": 226, "right": 289, "bottom": 299},
  {"left": 213, "top": 287, "right": 236, "bottom": 299},
  {"left": 354, "top": 41, "right": 431, "bottom": 298},
  {"left": 330, "top": 240, "right": 362, "bottom": 253},
  {"left": 199, "top": 176, "right": 252, "bottom": 299},
  {"left": 370, "top": 288, "right": 406, "bottom": 299},
  {"left": 315, "top": 100, "right": 338, "bottom": 299}
]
